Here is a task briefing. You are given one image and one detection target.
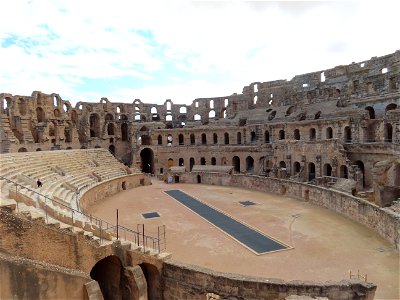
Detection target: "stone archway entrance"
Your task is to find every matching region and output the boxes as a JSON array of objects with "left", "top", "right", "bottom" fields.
[{"left": 140, "top": 148, "right": 154, "bottom": 174}]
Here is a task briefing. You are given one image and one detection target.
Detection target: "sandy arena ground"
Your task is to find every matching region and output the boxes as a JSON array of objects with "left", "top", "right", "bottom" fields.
[{"left": 88, "top": 180, "right": 399, "bottom": 299}]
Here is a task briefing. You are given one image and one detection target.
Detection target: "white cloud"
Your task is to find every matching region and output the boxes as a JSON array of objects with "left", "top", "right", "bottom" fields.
[{"left": 1, "top": 0, "right": 399, "bottom": 105}]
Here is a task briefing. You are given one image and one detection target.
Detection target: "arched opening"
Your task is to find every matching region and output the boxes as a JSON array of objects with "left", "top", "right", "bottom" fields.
[
  {"left": 246, "top": 156, "right": 254, "bottom": 173},
  {"left": 109, "top": 145, "right": 115, "bottom": 156},
  {"left": 308, "top": 162, "right": 316, "bottom": 181},
  {"left": 167, "top": 158, "right": 174, "bottom": 168},
  {"left": 122, "top": 182, "right": 126, "bottom": 190},
  {"left": 211, "top": 157, "right": 216, "bottom": 165},
  {"left": 190, "top": 134, "right": 196, "bottom": 145},
  {"left": 209, "top": 100, "right": 214, "bottom": 109},
  {"left": 194, "top": 114, "right": 201, "bottom": 121},
  {"left": 294, "top": 129, "right": 300, "bottom": 140},
  {"left": 293, "top": 161, "right": 301, "bottom": 174},
  {"left": 220, "top": 108, "right": 227, "bottom": 119},
  {"left": 54, "top": 109, "right": 61, "bottom": 118},
  {"left": 167, "top": 134, "right": 173, "bottom": 146},
  {"left": 251, "top": 131, "right": 256, "bottom": 143},
  {"left": 139, "top": 263, "right": 161, "bottom": 300},
  {"left": 365, "top": 106, "right": 375, "bottom": 119},
  {"left": 264, "top": 130, "right": 270, "bottom": 143},
  {"left": 385, "top": 103, "right": 397, "bottom": 114},
  {"left": 385, "top": 123, "right": 393, "bottom": 142},
  {"left": 355, "top": 160, "right": 365, "bottom": 188},
  {"left": 309, "top": 128, "right": 316, "bottom": 141},
  {"left": 36, "top": 148, "right": 42, "bottom": 151},
  {"left": 326, "top": 127, "right": 333, "bottom": 139},
  {"left": 140, "top": 148, "right": 154, "bottom": 173},
  {"left": 89, "top": 114, "right": 100, "bottom": 138},
  {"left": 344, "top": 126, "right": 351, "bottom": 143},
  {"left": 279, "top": 130, "right": 285, "bottom": 140},
  {"left": 190, "top": 158, "right": 195, "bottom": 171},
  {"left": 105, "top": 113, "right": 113, "bottom": 121},
  {"left": 221, "top": 157, "right": 227, "bottom": 165},
  {"left": 340, "top": 165, "right": 348, "bottom": 178},
  {"left": 200, "top": 157, "right": 206, "bottom": 165},
  {"left": 201, "top": 133, "right": 207, "bottom": 145},
  {"left": 237, "top": 132, "right": 242, "bottom": 144},
  {"left": 213, "top": 133, "right": 218, "bottom": 144},
  {"left": 224, "top": 132, "right": 229, "bottom": 144},
  {"left": 197, "top": 175, "right": 201, "bottom": 183},
  {"left": 178, "top": 134, "right": 184, "bottom": 145},
  {"left": 209, "top": 110, "right": 215, "bottom": 118},
  {"left": 178, "top": 158, "right": 184, "bottom": 167},
  {"left": 36, "top": 107, "right": 45, "bottom": 122},
  {"left": 121, "top": 123, "right": 128, "bottom": 141},
  {"left": 286, "top": 106, "right": 295, "bottom": 116},
  {"left": 90, "top": 255, "right": 124, "bottom": 300},
  {"left": 232, "top": 156, "right": 240, "bottom": 173},
  {"left": 18, "top": 147, "right": 28, "bottom": 152},
  {"left": 155, "top": 134, "right": 162, "bottom": 146},
  {"left": 323, "top": 163, "right": 332, "bottom": 176},
  {"left": 106, "top": 123, "right": 114, "bottom": 136},
  {"left": 279, "top": 161, "right": 286, "bottom": 169}
]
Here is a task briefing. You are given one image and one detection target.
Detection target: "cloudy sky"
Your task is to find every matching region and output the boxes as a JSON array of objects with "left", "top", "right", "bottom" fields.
[{"left": 1, "top": 0, "right": 399, "bottom": 106}]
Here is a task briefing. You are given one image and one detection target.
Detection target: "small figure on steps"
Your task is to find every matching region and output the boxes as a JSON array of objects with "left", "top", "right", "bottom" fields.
[{"left": 37, "top": 179, "right": 42, "bottom": 188}]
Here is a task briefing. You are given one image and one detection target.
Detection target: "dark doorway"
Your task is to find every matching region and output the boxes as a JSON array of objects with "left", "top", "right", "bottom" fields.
[
  {"left": 190, "top": 158, "right": 195, "bottom": 171},
  {"left": 90, "top": 255, "right": 123, "bottom": 300},
  {"left": 308, "top": 162, "right": 316, "bottom": 181},
  {"left": 109, "top": 145, "right": 115, "bottom": 156},
  {"left": 139, "top": 263, "right": 161, "bottom": 300},
  {"left": 355, "top": 160, "right": 365, "bottom": 188},
  {"left": 197, "top": 175, "right": 201, "bottom": 183},
  {"left": 232, "top": 156, "right": 240, "bottom": 173},
  {"left": 140, "top": 148, "right": 154, "bottom": 174}
]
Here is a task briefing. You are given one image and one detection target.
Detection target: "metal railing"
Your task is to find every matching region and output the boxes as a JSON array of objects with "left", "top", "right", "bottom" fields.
[{"left": 0, "top": 175, "right": 166, "bottom": 253}]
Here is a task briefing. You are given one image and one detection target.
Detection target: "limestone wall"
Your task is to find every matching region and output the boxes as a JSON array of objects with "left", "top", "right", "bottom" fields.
[
  {"left": 179, "top": 172, "right": 400, "bottom": 249},
  {"left": 79, "top": 173, "right": 151, "bottom": 212},
  {"left": 162, "top": 260, "right": 376, "bottom": 300},
  {"left": 0, "top": 253, "right": 90, "bottom": 300}
]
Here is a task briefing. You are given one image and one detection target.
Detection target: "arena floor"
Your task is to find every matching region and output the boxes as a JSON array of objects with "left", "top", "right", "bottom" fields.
[{"left": 88, "top": 180, "right": 399, "bottom": 299}]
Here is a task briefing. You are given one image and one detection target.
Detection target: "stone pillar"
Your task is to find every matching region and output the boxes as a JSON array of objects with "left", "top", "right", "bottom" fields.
[
  {"left": 121, "top": 265, "right": 148, "bottom": 300},
  {"left": 84, "top": 280, "right": 104, "bottom": 300},
  {"left": 316, "top": 155, "right": 322, "bottom": 178}
]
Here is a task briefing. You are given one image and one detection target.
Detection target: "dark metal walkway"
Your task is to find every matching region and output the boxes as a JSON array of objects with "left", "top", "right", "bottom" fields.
[{"left": 165, "top": 189, "right": 288, "bottom": 254}]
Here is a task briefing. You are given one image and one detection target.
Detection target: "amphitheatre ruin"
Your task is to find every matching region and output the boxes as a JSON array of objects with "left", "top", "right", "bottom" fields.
[{"left": 0, "top": 50, "right": 399, "bottom": 299}]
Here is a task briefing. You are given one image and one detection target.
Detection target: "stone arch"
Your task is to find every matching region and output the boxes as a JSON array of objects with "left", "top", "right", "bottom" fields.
[
  {"left": 105, "top": 113, "right": 114, "bottom": 121},
  {"left": 309, "top": 128, "right": 316, "bottom": 141},
  {"left": 279, "top": 130, "right": 285, "bottom": 140},
  {"left": 224, "top": 132, "right": 229, "bottom": 144},
  {"left": 286, "top": 106, "right": 295, "bottom": 116},
  {"left": 140, "top": 148, "right": 154, "bottom": 173},
  {"left": 294, "top": 129, "right": 300, "bottom": 140},
  {"left": 340, "top": 165, "right": 348, "bottom": 178},
  {"left": 190, "top": 134, "right": 195, "bottom": 145},
  {"left": 90, "top": 255, "right": 126, "bottom": 300},
  {"left": 326, "top": 127, "right": 333, "bottom": 139},
  {"left": 264, "top": 130, "right": 270, "bottom": 143},
  {"left": 18, "top": 147, "right": 28, "bottom": 152},
  {"left": 190, "top": 157, "right": 195, "bottom": 171},
  {"left": 89, "top": 113, "right": 100, "bottom": 138},
  {"left": 178, "top": 134, "right": 184, "bottom": 145},
  {"left": 365, "top": 106, "right": 375, "bottom": 119},
  {"left": 323, "top": 163, "right": 332, "bottom": 176},
  {"left": 237, "top": 132, "right": 242, "bottom": 144},
  {"left": 2, "top": 97, "right": 11, "bottom": 115},
  {"left": 211, "top": 157, "right": 216, "bottom": 165},
  {"left": 36, "top": 107, "right": 45, "bottom": 122},
  {"left": 201, "top": 133, "right": 207, "bottom": 145},
  {"left": 385, "top": 103, "right": 397, "bottom": 113},
  {"left": 158, "top": 135, "right": 162, "bottom": 145},
  {"left": 213, "top": 133, "right": 218, "bottom": 144},
  {"left": 107, "top": 123, "right": 114, "bottom": 135},
  {"left": 121, "top": 123, "right": 128, "bottom": 141},
  {"left": 384, "top": 123, "right": 393, "bottom": 142},
  {"left": 179, "top": 158, "right": 184, "bottom": 166},
  {"left": 293, "top": 161, "right": 301, "bottom": 173},
  {"left": 308, "top": 162, "right": 316, "bottom": 181},
  {"left": 344, "top": 126, "right": 351, "bottom": 143},
  {"left": 139, "top": 263, "right": 161, "bottom": 300},
  {"left": 232, "top": 156, "right": 240, "bottom": 173},
  {"left": 246, "top": 156, "right": 254, "bottom": 173},
  {"left": 200, "top": 157, "right": 206, "bottom": 165}
]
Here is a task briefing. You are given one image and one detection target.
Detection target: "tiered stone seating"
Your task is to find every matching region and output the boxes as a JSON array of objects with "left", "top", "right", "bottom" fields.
[{"left": 0, "top": 149, "right": 135, "bottom": 245}]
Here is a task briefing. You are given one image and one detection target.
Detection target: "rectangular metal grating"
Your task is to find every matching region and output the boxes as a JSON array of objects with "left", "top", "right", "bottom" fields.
[
  {"left": 142, "top": 212, "right": 160, "bottom": 219},
  {"left": 239, "top": 201, "right": 256, "bottom": 206}
]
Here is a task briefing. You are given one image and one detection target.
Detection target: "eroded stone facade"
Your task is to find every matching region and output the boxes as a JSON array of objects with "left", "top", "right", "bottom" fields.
[{"left": 1, "top": 52, "right": 399, "bottom": 203}]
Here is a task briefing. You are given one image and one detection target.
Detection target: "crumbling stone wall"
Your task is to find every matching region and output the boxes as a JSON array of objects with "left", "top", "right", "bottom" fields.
[{"left": 162, "top": 260, "right": 376, "bottom": 300}]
